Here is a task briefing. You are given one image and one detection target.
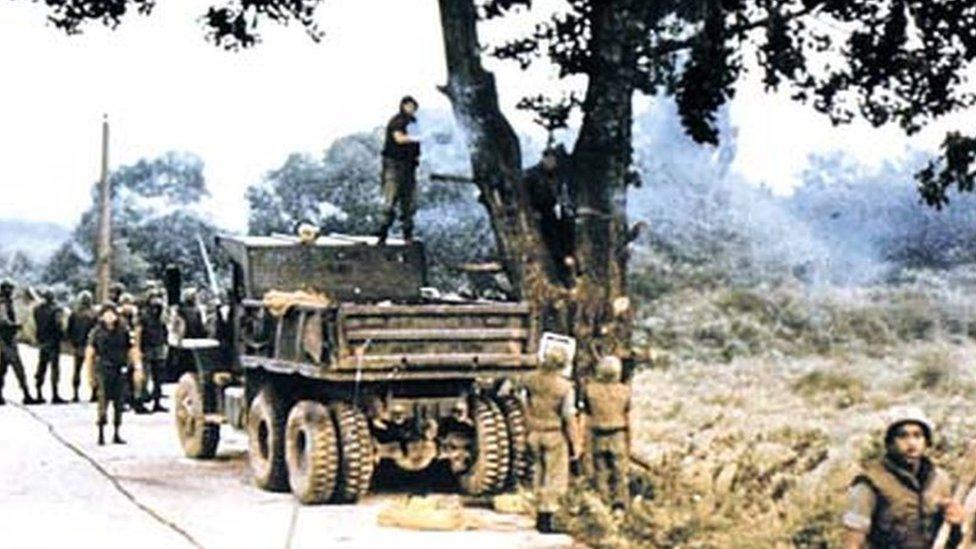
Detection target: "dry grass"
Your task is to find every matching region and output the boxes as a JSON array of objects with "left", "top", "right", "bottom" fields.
[{"left": 561, "top": 341, "right": 976, "bottom": 547}]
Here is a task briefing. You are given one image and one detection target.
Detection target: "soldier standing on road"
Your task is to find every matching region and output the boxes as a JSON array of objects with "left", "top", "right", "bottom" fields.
[
  {"left": 520, "top": 347, "right": 579, "bottom": 534},
  {"left": 119, "top": 293, "right": 149, "bottom": 414},
  {"left": 375, "top": 95, "right": 421, "bottom": 245},
  {"left": 84, "top": 303, "right": 143, "bottom": 445},
  {"left": 139, "top": 295, "right": 168, "bottom": 413},
  {"left": 33, "top": 288, "right": 66, "bottom": 404},
  {"left": 177, "top": 288, "right": 207, "bottom": 339},
  {"left": 67, "top": 290, "right": 98, "bottom": 403},
  {"left": 842, "top": 406, "right": 964, "bottom": 548},
  {"left": 0, "top": 280, "right": 40, "bottom": 405},
  {"left": 582, "top": 355, "right": 631, "bottom": 514}
]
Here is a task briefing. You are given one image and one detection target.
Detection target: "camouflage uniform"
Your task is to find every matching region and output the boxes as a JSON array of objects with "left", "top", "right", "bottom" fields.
[
  {"left": 521, "top": 352, "right": 577, "bottom": 533},
  {"left": 582, "top": 356, "right": 631, "bottom": 510},
  {"left": 0, "top": 282, "right": 36, "bottom": 404},
  {"left": 33, "top": 292, "right": 65, "bottom": 403},
  {"left": 67, "top": 292, "right": 97, "bottom": 402}
]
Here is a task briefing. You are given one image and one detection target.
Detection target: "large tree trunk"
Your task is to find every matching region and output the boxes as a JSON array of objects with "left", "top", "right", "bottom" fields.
[
  {"left": 436, "top": 0, "right": 560, "bottom": 301},
  {"left": 436, "top": 0, "right": 640, "bottom": 377},
  {"left": 568, "top": 2, "right": 645, "bottom": 376}
]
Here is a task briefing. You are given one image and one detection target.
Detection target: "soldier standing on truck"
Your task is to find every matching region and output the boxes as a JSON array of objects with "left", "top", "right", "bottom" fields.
[
  {"left": 375, "top": 95, "right": 421, "bottom": 245},
  {"left": 33, "top": 288, "right": 66, "bottom": 404},
  {"left": 84, "top": 303, "right": 143, "bottom": 445},
  {"left": 842, "top": 406, "right": 964, "bottom": 548},
  {"left": 582, "top": 355, "right": 631, "bottom": 515},
  {"left": 0, "top": 279, "right": 40, "bottom": 405},
  {"left": 67, "top": 290, "right": 97, "bottom": 402},
  {"left": 520, "top": 346, "right": 579, "bottom": 534}
]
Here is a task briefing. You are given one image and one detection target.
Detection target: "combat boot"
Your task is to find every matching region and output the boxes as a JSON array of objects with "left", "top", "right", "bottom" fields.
[
  {"left": 51, "top": 392, "right": 67, "bottom": 405},
  {"left": 152, "top": 399, "right": 168, "bottom": 413},
  {"left": 0, "top": 394, "right": 5, "bottom": 406},
  {"left": 536, "top": 512, "right": 555, "bottom": 534},
  {"left": 33, "top": 384, "right": 45, "bottom": 404},
  {"left": 97, "top": 425, "right": 105, "bottom": 446},
  {"left": 112, "top": 429, "right": 126, "bottom": 445}
]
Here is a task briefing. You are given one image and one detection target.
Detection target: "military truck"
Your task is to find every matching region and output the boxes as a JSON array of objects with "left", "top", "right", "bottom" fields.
[{"left": 173, "top": 233, "right": 537, "bottom": 504}]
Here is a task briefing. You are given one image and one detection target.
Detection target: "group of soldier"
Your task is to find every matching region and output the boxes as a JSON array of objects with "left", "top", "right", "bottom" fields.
[
  {"left": 516, "top": 347, "right": 631, "bottom": 534},
  {"left": 376, "top": 96, "right": 974, "bottom": 546},
  {"left": 0, "top": 278, "right": 213, "bottom": 446}
]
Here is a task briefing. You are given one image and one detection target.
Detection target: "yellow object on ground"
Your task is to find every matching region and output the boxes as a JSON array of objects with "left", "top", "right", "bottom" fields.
[
  {"left": 492, "top": 492, "right": 533, "bottom": 516},
  {"left": 261, "top": 290, "right": 332, "bottom": 318},
  {"left": 376, "top": 495, "right": 478, "bottom": 531}
]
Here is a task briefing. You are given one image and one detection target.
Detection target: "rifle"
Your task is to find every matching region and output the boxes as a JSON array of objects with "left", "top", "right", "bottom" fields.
[
  {"left": 934, "top": 441, "right": 976, "bottom": 548},
  {"left": 196, "top": 234, "right": 221, "bottom": 299},
  {"left": 428, "top": 173, "right": 474, "bottom": 184}
]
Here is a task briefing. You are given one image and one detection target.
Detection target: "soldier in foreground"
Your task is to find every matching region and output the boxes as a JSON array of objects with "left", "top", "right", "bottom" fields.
[
  {"left": 84, "top": 303, "right": 142, "bottom": 445},
  {"left": 33, "top": 288, "right": 66, "bottom": 404},
  {"left": 375, "top": 95, "right": 421, "bottom": 245},
  {"left": 582, "top": 355, "right": 631, "bottom": 514},
  {"left": 842, "top": 406, "right": 964, "bottom": 548},
  {"left": 67, "top": 290, "right": 97, "bottom": 402},
  {"left": 521, "top": 347, "right": 579, "bottom": 534},
  {"left": 0, "top": 279, "right": 39, "bottom": 405}
]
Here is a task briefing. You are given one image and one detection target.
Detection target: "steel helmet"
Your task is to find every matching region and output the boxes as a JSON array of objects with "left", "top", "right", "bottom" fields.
[
  {"left": 883, "top": 405, "right": 933, "bottom": 445},
  {"left": 596, "top": 355, "right": 623, "bottom": 382}
]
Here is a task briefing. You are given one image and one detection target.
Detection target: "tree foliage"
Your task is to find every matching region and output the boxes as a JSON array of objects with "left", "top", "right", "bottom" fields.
[{"left": 44, "top": 151, "right": 218, "bottom": 292}]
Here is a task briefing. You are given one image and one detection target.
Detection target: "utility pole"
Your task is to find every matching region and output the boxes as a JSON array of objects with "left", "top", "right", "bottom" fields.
[{"left": 95, "top": 114, "right": 112, "bottom": 303}]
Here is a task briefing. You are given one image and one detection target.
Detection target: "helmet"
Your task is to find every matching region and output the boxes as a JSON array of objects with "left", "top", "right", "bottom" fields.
[
  {"left": 182, "top": 287, "right": 197, "bottom": 301},
  {"left": 98, "top": 302, "right": 118, "bottom": 316},
  {"left": 0, "top": 279, "right": 14, "bottom": 290},
  {"left": 77, "top": 290, "right": 93, "bottom": 305},
  {"left": 295, "top": 220, "right": 320, "bottom": 244},
  {"left": 596, "top": 355, "right": 623, "bottom": 382},
  {"left": 540, "top": 346, "right": 568, "bottom": 371},
  {"left": 884, "top": 405, "right": 933, "bottom": 445},
  {"left": 119, "top": 292, "right": 135, "bottom": 305},
  {"left": 40, "top": 288, "right": 55, "bottom": 300}
]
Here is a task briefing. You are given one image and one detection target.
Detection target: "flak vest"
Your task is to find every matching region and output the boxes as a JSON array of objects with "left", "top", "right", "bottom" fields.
[
  {"left": 523, "top": 372, "right": 573, "bottom": 432},
  {"left": 855, "top": 458, "right": 953, "bottom": 549},
  {"left": 584, "top": 382, "right": 630, "bottom": 431}
]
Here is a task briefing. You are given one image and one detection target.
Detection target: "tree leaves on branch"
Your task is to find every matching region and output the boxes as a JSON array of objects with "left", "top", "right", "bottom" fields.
[{"left": 23, "top": 0, "right": 976, "bottom": 206}]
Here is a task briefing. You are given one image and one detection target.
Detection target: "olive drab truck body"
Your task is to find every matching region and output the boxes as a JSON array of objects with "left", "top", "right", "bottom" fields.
[{"left": 174, "top": 233, "right": 537, "bottom": 504}]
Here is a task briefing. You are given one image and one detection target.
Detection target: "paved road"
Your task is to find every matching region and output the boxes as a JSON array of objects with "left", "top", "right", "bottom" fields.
[{"left": 0, "top": 345, "right": 575, "bottom": 549}]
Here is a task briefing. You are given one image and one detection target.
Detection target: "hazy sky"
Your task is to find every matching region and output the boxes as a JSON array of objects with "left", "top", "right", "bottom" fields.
[{"left": 0, "top": 0, "right": 970, "bottom": 231}]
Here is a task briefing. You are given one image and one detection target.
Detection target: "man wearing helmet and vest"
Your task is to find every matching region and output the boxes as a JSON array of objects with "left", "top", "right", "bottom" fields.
[
  {"left": 842, "top": 405, "right": 964, "bottom": 548},
  {"left": 519, "top": 346, "right": 580, "bottom": 534},
  {"left": 0, "top": 279, "right": 40, "bottom": 405},
  {"left": 67, "top": 290, "right": 97, "bottom": 402},
  {"left": 33, "top": 287, "right": 66, "bottom": 404},
  {"left": 582, "top": 354, "right": 631, "bottom": 513}
]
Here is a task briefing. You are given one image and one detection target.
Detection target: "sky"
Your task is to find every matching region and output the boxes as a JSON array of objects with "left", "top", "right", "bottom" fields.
[{"left": 0, "top": 0, "right": 970, "bottom": 231}]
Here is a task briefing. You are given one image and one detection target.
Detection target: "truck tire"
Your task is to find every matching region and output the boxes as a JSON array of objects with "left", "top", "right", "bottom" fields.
[
  {"left": 496, "top": 395, "right": 529, "bottom": 487},
  {"left": 331, "top": 402, "right": 375, "bottom": 503},
  {"left": 174, "top": 372, "right": 220, "bottom": 459},
  {"left": 247, "top": 385, "right": 289, "bottom": 492},
  {"left": 458, "top": 397, "right": 511, "bottom": 496},
  {"left": 285, "top": 400, "right": 339, "bottom": 504}
]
